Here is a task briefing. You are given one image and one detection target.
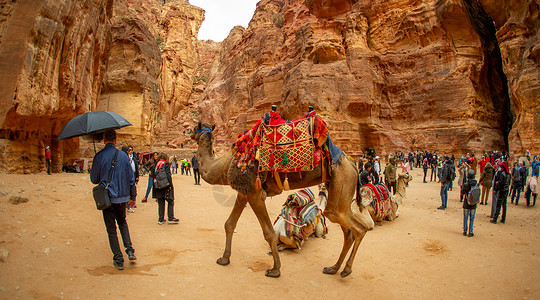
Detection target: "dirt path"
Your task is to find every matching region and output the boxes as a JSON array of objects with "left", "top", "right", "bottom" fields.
[{"left": 0, "top": 168, "right": 539, "bottom": 299}]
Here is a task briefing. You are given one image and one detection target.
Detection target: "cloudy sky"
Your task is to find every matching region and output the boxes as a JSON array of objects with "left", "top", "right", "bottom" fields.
[{"left": 190, "top": 0, "right": 260, "bottom": 42}]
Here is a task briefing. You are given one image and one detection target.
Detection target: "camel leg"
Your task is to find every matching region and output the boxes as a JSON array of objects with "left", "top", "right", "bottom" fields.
[
  {"left": 340, "top": 228, "right": 367, "bottom": 277},
  {"left": 248, "top": 192, "right": 281, "bottom": 278},
  {"left": 217, "top": 193, "right": 248, "bottom": 266},
  {"left": 323, "top": 226, "right": 354, "bottom": 274}
]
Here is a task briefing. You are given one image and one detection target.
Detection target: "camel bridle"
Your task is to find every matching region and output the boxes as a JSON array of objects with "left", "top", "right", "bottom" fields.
[{"left": 194, "top": 128, "right": 212, "bottom": 143}]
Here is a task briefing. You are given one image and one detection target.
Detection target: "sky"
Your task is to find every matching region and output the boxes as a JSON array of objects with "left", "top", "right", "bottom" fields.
[{"left": 189, "top": 0, "right": 260, "bottom": 42}]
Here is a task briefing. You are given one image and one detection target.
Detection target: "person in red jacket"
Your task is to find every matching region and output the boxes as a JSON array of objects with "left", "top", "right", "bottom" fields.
[{"left": 45, "top": 146, "right": 51, "bottom": 175}]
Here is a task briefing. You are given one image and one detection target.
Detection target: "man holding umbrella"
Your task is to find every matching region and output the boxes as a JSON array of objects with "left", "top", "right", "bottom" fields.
[{"left": 90, "top": 129, "right": 136, "bottom": 270}]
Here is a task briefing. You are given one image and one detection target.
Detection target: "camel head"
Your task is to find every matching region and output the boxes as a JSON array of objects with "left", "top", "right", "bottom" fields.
[
  {"left": 191, "top": 122, "right": 216, "bottom": 144},
  {"left": 398, "top": 173, "right": 413, "bottom": 183}
]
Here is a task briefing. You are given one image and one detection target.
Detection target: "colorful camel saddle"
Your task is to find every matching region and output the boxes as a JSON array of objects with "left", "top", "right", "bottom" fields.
[
  {"left": 273, "top": 188, "right": 327, "bottom": 248},
  {"left": 232, "top": 110, "right": 338, "bottom": 173},
  {"left": 360, "top": 183, "right": 396, "bottom": 219}
]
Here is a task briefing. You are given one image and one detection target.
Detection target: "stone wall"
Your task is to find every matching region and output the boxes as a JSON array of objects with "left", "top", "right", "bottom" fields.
[{"left": 0, "top": 0, "right": 113, "bottom": 173}]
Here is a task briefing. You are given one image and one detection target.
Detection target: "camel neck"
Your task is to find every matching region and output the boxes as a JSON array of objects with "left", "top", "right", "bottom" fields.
[{"left": 197, "top": 134, "right": 215, "bottom": 163}]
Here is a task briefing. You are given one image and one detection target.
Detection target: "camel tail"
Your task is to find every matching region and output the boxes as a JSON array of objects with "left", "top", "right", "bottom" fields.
[{"left": 353, "top": 159, "right": 364, "bottom": 213}]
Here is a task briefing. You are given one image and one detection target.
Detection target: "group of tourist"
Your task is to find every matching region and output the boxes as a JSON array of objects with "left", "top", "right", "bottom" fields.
[
  {"left": 356, "top": 149, "right": 538, "bottom": 239},
  {"left": 433, "top": 150, "right": 538, "bottom": 237}
]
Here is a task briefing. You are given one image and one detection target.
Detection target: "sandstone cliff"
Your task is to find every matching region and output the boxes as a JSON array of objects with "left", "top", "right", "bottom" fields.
[
  {"left": 0, "top": 0, "right": 113, "bottom": 173},
  {"left": 479, "top": 0, "right": 539, "bottom": 155},
  {"left": 194, "top": 0, "right": 518, "bottom": 158},
  {"left": 93, "top": 0, "right": 204, "bottom": 156}
]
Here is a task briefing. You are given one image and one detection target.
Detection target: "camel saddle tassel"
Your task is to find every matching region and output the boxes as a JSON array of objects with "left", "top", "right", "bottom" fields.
[
  {"left": 255, "top": 174, "right": 262, "bottom": 190},
  {"left": 274, "top": 171, "right": 284, "bottom": 190},
  {"left": 283, "top": 174, "right": 290, "bottom": 191}
]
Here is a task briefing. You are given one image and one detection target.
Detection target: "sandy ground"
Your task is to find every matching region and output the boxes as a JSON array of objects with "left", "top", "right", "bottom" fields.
[{"left": 0, "top": 167, "right": 539, "bottom": 299}]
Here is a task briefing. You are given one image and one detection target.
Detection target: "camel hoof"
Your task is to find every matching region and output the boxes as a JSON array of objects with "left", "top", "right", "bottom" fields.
[
  {"left": 323, "top": 266, "right": 338, "bottom": 275},
  {"left": 340, "top": 269, "right": 352, "bottom": 278},
  {"left": 216, "top": 257, "right": 230, "bottom": 266},
  {"left": 265, "top": 269, "right": 280, "bottom": 278}
]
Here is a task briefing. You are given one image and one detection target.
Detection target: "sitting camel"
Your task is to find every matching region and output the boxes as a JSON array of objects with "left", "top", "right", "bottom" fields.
[
  {"left": 359, "top": 173, "right": 412, "bottom": 224},
  {"left": 191, "top": 122, "right": 373, "bottom": 278},
  {"left": 273, "top": 185, "right": 328, "bottom": 251}
]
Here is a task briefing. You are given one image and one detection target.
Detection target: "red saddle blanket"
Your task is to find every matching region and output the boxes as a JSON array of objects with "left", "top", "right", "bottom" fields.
[{"left": 232, "top": 111, "right": 329, "bottom": 173}]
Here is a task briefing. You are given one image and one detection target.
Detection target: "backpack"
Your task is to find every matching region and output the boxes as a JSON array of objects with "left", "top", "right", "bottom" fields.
[
  {"left": 512, "top": 166, "right": 522, "bottom": 182},
  {"left": 154, "top": 165, "right": 171, "bottom": 189},
  {"left": 533, "top": 163, "right": 539, "bottom": 176},
  {"left": 445, "top": 164, "right": 455, "bottom": 182},
  {"left": 467, "top": 185, "right": 481, "bottom": 205}
]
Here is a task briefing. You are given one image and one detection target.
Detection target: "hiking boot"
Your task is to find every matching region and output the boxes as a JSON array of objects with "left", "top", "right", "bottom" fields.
[
  {"left": 463, "top": 232, "right": 467, "bottom": 236},
  {"left": 141, "top": 198, "right": 147, "bottom": 203},
  {"left": 437, "top": 206, "right": 445, "bottom": 210},
  {"left": 490, "top": 219, "right": 497, "bottom": 224},
  {"left": 113, "top": 261, "right": 124, "bottom": 270},
  {"left": 127, "top": 251, "right": 137, "bottom": 261},
  {"left": 168, "top": 218, "right": 179, "bottom": 224},
  {"left": 500, "top": 220, "right": 505, "bottom": 224},
  {"left": 468, "top": 232, "right": 474, "bottom": 237},
  {"left": 158, "top": 220, "right": 166, "bottom": 225}
]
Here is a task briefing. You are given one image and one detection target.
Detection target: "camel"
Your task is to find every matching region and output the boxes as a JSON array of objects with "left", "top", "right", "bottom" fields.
[
  {"left": 273, "top": 184, "right": 328, "bottom": 251},
  {"left": 191, "top": 122, "right": 373, "bottom": 278},
  {"left": 361, "top": 174, "right": 412, "bottom": 224}
]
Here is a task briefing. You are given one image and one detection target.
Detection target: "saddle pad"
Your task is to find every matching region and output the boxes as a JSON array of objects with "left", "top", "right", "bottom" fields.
[{"left": 258, "top": 119, "right": 314, "bottom": 172}]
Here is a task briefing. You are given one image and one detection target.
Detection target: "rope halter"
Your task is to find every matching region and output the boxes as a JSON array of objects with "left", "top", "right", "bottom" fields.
[{"left": 194, "top": 128, "right": 212, "bottom": 143}]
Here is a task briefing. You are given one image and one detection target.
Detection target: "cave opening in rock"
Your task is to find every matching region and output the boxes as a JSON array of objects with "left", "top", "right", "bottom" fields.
[{"left": 462, "top": 0, "right": 513, "bottom": 151}]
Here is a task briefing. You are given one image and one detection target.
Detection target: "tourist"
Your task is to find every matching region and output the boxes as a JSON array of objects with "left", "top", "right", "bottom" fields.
[
  {"left": 491, "top": 161, "right": 510, "bottom": 224},
  {"left": 430, "top": 155, "right": 438, "bottom": 182},
  {"left": 525, "top": 175, "right": 538, "bottom": 206},
  {"left": 510, "top": 161, "right": 526, "bottom": 205},
  {"left": 45, "top": 146, "right": 51, "bottom": 175},
  {"left": 373, "top": 156, "right": 381, "bottom": 184},
  {"left": 490, "top": 159, "right": 502, "bottom": 218},
  {"left": 401, "top": 158, "right": 410, "bottom": 174},
  {"left": 122, "top": 145, "right": 139, "bottom": 212},
  {"left": 384, "top": 158, "right": 397, "bottom": 195},
  {"left": 192, "top": 152, "right": 200, "bottom": 185},
  {"left": 360, "top": 162, "right": 372, "bottom": 186},
  {"left": 461, "top": 170, "right": 478, "bottom": 237},
  {"left": 531, "top": 155, "right": 539, "bottom": 177},
  {"left": 142, "top": 152, "right": 158, "bottom": 203},
  {"left": 458, "top": 160, "right": 469, "bottom": 202},
  {"left": 171, "top": 157, "right": 177, "bottom": 174},
  {"left": 90, "top": 129, "right": 136, "bottom": 270},
  {"left": 180, "top": 158, "right": 185, "bottom": 175},
  {"left": 153, "top": 153, "right": 179, "bottom": 224},
  {"left": 422, "top": 157, "right": 429, "bottom": 183},
  {"left": 186, "top": 159, "right": 192, "bottom": 176},
  {"left": 437, "top": 156, "right": 455, "bottom": 210},
  {"left": 478, "top": 162, "right": 494, "bottom": 205}
]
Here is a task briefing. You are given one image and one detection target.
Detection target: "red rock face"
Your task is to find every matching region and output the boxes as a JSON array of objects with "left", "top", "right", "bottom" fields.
[
  {"left": 96, "top": 0, "right": 204, "bottom": 154},
  {"left": 194, "top": 0, "right": 522, "bottom": 157},
  {"left": 0, "top": 0, "right": 114, "bottom": 173},
  {"left": 479, "top": 0, "right": 539, "bottom": 155}
]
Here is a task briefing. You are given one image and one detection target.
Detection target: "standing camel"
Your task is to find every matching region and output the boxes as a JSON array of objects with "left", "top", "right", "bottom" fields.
[{"left": 191, "top": 122, "right": 372, "bottom": 278}]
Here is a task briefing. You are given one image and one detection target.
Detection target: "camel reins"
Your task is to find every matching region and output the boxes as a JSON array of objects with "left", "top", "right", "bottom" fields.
[{"left": 194, "top": 128, "right": 212, "bottom": 142}]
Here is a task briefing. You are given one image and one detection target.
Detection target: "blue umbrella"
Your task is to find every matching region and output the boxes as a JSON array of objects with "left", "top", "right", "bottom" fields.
[{"left": 57, "top": 111, "right": 132, "bottom": 141}]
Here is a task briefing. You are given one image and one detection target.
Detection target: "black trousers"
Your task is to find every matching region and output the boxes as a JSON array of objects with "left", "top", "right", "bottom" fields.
[
  {"left": 157, "top": 197, "right": 175, "bottom": 221},
  {"left": 193, "top": 168, "right": 200, "bottom": 184},
  {"left": 423, "top": 169, "right": 428, "bottom": 182},
  {"left": 102, "top": 202, "right": 134, "bottom": 263},
  {"left": 385, "top": 180, "right": 397, "bottom": 195},
  {"left": 494, "top": 190, "right": 509, "bottom": 222},
  {"left": 46, "top": 158, "right": 51, "bottom": 174}
]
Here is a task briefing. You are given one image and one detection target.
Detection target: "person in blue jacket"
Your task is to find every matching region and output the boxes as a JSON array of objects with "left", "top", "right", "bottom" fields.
[{"left": 90, "top": 129, "right": 136, "bottom": 270}]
